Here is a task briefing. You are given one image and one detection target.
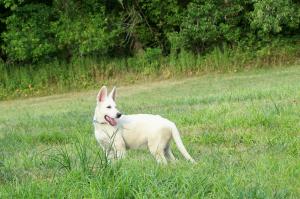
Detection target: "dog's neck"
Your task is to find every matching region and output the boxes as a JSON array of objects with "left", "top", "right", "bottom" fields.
[
  {"left": 93, "top": 116, "right": 118, "bottom": 130},
  {"left": 93, "top": 113, "right": 108, "bottom": 125},
  {"left": 93, "top": 117, "right": 120, "bottom": 139},
  {"left": 93, "top": 118, "right": 107, "bottom": 125}
]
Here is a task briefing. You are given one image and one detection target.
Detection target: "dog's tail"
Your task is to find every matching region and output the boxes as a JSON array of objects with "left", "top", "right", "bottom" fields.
[{"left": 170, "top": 123, "right": 196, "bottom": 163}]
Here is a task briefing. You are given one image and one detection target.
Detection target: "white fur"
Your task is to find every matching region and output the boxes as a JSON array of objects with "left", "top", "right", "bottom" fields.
[{"left": 93, "top": 86, "right": 195, "bottom": 164}]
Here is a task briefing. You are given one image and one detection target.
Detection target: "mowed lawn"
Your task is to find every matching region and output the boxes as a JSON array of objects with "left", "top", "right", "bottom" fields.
[{"left": 0, "top": 66, "right": 300, "bottom": 198}]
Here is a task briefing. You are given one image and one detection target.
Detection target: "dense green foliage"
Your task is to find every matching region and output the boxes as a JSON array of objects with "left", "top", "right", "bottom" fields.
[
  {"left": 0, "top": 0, "right": 299, "bottom": 62},
  {"left": 0, "top": 0, "right": 299, "bottom": 100},
  {"left": 1, "top": 66, "right": 300, "bottom": 198}
]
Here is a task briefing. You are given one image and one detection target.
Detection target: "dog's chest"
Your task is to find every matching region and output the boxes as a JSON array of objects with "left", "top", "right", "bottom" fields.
[{"left": 94, "top": 124, "right": 119, "bottom": 140}]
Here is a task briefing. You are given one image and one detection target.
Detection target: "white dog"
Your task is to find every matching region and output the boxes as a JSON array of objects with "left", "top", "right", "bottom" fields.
[{"left": 93, "top": 86, "right": 195, "bottom": 164}]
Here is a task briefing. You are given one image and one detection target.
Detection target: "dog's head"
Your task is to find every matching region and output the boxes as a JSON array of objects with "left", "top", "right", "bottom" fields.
[{"left": 94, "top": 86, "right": 122, "bottom": 126}]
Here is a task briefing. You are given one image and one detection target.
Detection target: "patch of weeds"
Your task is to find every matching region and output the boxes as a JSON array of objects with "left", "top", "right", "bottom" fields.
[
  {"left": 0, "top": 160, "right": 15, "bottom": 184},
  {"left": 39, "top": 136, "right": 113, "bottom": 176},
  {"left": 35, "top": 131, "right": 73, "bottom": 144},
  {"left": 190, "top": 131, "right": 226, "bottom": 145}
]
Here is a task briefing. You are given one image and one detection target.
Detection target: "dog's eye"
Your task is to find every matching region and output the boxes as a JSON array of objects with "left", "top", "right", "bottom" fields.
[{"left": 106, "top": 106, "right": 111, "bottom": 109}]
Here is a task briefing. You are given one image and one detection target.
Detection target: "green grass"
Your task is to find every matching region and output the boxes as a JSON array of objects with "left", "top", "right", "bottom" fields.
[{"left": 0, "top": 65, "right": 300, "bottom": 198}]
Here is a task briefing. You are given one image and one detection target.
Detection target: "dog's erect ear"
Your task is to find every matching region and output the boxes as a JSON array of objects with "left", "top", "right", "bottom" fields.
[
  {"left": 97, "top": 86, "right": 107, "bottom": 102},
  {"left": 109, "top": 86, "right": 117, "bottom": 101}
]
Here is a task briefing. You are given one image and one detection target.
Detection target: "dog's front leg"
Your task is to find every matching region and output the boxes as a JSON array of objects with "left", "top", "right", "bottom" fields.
[
  {"left": 105, "top": 146, "right": 126, "bottom": 161},
  {"left": 97, "top": 137, "right": 118, "bottom": 161},
  {"left": 104, "top": 134, "right": 126, "bottom": 161},
  {"left": 114, "top": 134, "right": 126, "bottom": 159}
]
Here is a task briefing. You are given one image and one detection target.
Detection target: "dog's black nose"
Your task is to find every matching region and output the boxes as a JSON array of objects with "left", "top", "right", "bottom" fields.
[{"left": 116, "top": 113, "right": 122, "bottom": 118}]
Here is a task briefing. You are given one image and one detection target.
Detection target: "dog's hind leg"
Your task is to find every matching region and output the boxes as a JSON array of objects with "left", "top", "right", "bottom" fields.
[
  {"left": 148, "top": 142, "right": 168, "bottom": 164},
  {"left": 164, "top": 145, "right": 176, "bottom": 162},
  {"left": 155, "top": 151, "right": 168, "bottom": 164}
]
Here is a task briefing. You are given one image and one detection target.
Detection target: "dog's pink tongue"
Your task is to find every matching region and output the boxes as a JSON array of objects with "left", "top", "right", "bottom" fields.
[
  {"left": 105, "top": 116, "right": 117, "bottom": 126},
  {"left": 110, "top": 118, "right": 117, "bottom": 126}
]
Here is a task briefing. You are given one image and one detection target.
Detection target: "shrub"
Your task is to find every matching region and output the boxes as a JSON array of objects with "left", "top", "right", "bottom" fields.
[
  {"left": 2, "top": 4, "right": 56, "bottom": 62},
  {"left": 250, "top": 0, "right": 300, "bottom": 37}
]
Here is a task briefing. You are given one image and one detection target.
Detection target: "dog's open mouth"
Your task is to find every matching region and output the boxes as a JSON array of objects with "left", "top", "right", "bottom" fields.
[{"left": 104, "top": 115, "right": 117, "bottom": 126}]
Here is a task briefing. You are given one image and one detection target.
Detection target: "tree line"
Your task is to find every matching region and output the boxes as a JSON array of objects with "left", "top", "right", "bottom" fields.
[{"left": 0, "top": 0, "right": 299, "bottom": 64}]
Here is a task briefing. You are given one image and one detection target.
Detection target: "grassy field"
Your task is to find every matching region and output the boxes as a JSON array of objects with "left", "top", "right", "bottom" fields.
[{"left": 0, "top": 65, "right": 300, "bottom": 198}]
